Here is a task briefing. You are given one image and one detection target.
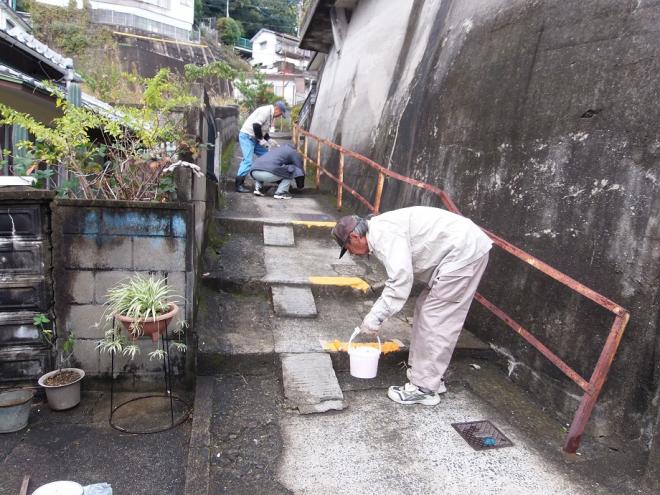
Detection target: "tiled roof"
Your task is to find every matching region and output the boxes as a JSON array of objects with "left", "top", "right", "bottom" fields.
[
  {"left": 1, "top": 25, "right": 82, "bottom": 81},
  {"left": 0, "top": 63, "right": 118, "bottom": 118}
]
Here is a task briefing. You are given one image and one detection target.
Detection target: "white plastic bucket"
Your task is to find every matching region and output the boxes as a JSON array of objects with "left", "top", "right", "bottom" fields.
[
  {"left": 348, "top": 327, "right": 382, "bottom": 379},
  {"left": 32, "top": 480, "right": 84, "bottom": 495}
]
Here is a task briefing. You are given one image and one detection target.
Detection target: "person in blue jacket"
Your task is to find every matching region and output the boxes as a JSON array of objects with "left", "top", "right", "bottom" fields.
[{"left": 249, "top": 144, "right": 305, "bottom": 200}]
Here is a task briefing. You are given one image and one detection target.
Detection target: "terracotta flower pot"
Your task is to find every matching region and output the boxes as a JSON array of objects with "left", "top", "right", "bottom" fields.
[{"left": 115, "top": 303, "right": 179, "bottom": 342}]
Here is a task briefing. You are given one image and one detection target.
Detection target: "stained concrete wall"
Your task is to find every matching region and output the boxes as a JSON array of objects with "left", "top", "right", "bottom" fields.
[
  {"left": 52, "top": 201, "right": 192, "bottom": 380},
  {"left": 307, "top": 0, "right": 660, "bottom": 473}
]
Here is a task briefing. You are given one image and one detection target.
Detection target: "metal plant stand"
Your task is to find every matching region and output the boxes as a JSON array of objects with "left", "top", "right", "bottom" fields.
[{"left": 109, "top": 320, "right": 190, "bottom": 434}]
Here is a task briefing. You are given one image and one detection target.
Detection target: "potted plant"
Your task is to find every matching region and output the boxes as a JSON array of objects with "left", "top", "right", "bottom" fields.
[
  {"left": 35, "top": 314, "right": 85, "bottom": 411},
  {"left": 97, "top": 275, "right": 186, "bottom": 361}
]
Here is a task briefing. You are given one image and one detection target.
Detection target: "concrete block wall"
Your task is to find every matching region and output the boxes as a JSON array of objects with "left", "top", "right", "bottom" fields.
[{"left": 52, "top": 200, "right": 193, "bottom": 379}]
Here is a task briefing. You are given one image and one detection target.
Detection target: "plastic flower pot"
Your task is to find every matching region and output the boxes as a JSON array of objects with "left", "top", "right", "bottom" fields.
[
  {"left": 0, "top": 389, "right": 33, "bottom": 433},
  {"left": 115, "top": 303, "right": 179, "bottom": 343},
  {"left": 38, "top": 368, "right": 85, "bottom": 411}
]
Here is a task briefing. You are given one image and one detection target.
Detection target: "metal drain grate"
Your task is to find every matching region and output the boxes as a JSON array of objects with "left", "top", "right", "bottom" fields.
[{"left": 451, "top": 420, "right": 514, "bottom": 451}]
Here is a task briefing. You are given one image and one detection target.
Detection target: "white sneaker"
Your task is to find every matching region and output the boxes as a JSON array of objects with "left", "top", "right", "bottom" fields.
[
  {"left": 387, "top": 382, "right": 440, "bottom": 406},
  {"left": 274, "top": 192, "right": 292, "bottom": 200},
  {"left": 406, "top": 368, "right": 447, "bottom": 394},
  {"left": 253, "top": 187, "right": 264, "bottom": 197}
]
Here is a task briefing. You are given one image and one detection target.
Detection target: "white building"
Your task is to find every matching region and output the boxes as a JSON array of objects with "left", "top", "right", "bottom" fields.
[
  {"left": 248, "top": 29, "right": 314, "bottom": 107},
  {"left": 34, "top": 0, "right": 195, "bottom": 41},
  {"left": 250, "top": 29, "right": 312, "bottom": 73}
]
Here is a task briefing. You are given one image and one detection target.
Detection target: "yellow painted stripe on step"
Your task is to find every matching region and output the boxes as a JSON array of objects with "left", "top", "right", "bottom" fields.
[
  {"left": 321, "top": 339, "right": 401, "bottom": 354},
  {"left": 308, "top": 276, "right": 370, "bottom": 292},
  {"left": 291, "top": 221, "right": 336, "bottom": 228}
]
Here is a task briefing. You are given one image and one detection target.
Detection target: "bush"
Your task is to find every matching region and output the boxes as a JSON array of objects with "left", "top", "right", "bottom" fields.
[
  {"left": 234, "top": 72, "right": 279, "bottom": 113},
  {"left": 216, "top": 17, "right": 242, "bottom": 46}
]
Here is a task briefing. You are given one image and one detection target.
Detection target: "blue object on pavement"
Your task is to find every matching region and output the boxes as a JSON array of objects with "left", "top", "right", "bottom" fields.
[{"left": 483, "top": 436, "right": 497, "bottom": 446}]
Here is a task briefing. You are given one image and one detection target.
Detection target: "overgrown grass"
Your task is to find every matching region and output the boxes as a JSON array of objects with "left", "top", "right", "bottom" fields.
[{"left": 221, "top": 140, "right": 237, "bottom": 175}]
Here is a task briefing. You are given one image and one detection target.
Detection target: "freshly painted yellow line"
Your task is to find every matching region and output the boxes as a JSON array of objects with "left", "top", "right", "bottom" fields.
[
  {"left": 291, "top": 220, "right": 336, "bottom": 228},
  {"left": 309, "top": 276, "right": 370, "bottom": 292},
  {"left": 322, "top": 340, "right": 402, "bottom": 354}
]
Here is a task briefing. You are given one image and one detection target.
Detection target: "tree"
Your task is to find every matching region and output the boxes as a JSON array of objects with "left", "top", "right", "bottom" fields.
[
  {"left": 234, "top": 72, "right": 279, "bottom": 112},
  {"left": 216, "top": 17, "right": 243, "bottom": 45},
  {"left": 203, "top": 0, "right": 299, "bottom": 38}
]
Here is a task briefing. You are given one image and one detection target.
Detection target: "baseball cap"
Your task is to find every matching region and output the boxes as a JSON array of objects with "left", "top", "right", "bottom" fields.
[
  {"left": 331, "top": 215, "right": 359, "bottom": 259},
  {"left": 274, "top": 100, "right": 289, "bottom": 118}
]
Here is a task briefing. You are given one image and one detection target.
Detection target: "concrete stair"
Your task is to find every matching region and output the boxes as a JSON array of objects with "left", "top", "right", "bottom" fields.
[{"left": 197, "top": 188, "right": 493, "bottom": 413}]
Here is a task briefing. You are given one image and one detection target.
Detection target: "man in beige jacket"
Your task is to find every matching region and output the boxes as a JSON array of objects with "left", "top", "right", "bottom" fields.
[{"left": 332, "top": 206, "right": 492, "bottom": 405}]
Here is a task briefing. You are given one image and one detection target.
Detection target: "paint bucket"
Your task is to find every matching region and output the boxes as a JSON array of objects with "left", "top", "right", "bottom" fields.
[
  {"left": 32, "top": 481, "right": 84, "bottom": 495},
  {"left": 348, "top": 327, "right": 382, "bottom": 379}
]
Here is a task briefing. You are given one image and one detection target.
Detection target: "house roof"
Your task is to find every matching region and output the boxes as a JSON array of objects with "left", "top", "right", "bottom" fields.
[
  {"left": 250, "top": 28, "right": 300, "bottom": 45},
  {"left": 0, "top": 63, "right": 118, "bottom": 118},
  {"left": 0, "top": 25, "right": 82, "bottom": 82}
]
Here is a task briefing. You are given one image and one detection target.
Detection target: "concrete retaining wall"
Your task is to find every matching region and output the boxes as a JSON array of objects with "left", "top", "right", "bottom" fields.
[
  {"left": 306, "top": 0, "right": 660, "bottom": 465},
  {"left": 52, "top": 200, "right": 193, "bottom": 379}
]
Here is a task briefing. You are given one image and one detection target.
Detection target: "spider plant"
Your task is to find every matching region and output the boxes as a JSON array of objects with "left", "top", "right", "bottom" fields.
[
  {"left": 96, "top": 274, "right": 186, "bottom": 360},
  {"left": 105, "top": 275, "right": 175, "bottom": 330}
]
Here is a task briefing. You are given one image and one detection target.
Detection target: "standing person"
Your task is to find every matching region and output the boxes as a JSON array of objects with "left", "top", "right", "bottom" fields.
[
  {"left": 331, "top": 206, "right": 492, "bottom": 406},
  {"left": 250, "top": 144, "right": 305, "bottom": 200},
  {"left": 235, "top": 101, "right": 289, "bottom": 193}
]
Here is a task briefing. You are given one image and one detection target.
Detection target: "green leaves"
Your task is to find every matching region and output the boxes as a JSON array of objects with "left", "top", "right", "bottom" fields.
[
  {"left": 203, "top": 0, "right": 299, "bottom": 38},
  {"left": 216, "top": 17, "right": 243, "bottom": 46},
  {"left": 97, "top": 275, "right": 187, "bottom": 360},
  {"left": 33, "top": 313, "right": 76, "bottom": 369},
  {"left": 105, "top": 275, "right": 177, "bottom": 327},
  {"left": 33, "top": 314, "right": 50, "bottom": 327},
  {"left": 234, "top": 72, "right": 279, "bottom": 112},
  {"left": 184, "top": 61, "right": 237, "bottom": 82}
]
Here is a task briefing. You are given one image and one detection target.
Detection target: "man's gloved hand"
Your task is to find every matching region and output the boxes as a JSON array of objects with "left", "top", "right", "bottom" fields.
[
  {"left": 359, "top": 318, "right": 380, "bottom": 336},
  {"left": 258, "top": 139, "right": 270, "bottom": 148},
  {"left": 267, "top": 138, "right": 279, "bottom": 148}
]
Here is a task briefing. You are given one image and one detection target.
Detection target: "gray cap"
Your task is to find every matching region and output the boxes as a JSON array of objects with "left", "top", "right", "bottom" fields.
[{"left": 331, "top": 215, "right": 360, "bottom": 258}]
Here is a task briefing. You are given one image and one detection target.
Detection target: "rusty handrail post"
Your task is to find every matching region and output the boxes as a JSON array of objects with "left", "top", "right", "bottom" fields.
[
  {"left": 315, "top": 139, "right": 322, "bottom": 190},
  {"left": 373, "top": 172, "right": 385, "bottom": 214},
  {"left": 292, "top": 126, "right": 298, "bottom": 148},
  {"left": 564, "top": 312, "right": 630, "bottom": 453},
  {"left": 337, "top": 153, "right": 344, "bottom": 210},
  {"left": 303, "top": 137, "right": 309, "bottom": 174}
]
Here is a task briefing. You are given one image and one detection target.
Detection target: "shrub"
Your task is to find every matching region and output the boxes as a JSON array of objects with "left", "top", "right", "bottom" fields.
[{"left": 216, "top": 17, "right": 242, "bottom": 46}]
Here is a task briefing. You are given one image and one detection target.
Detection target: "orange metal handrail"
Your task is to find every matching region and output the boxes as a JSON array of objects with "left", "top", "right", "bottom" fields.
[{"left": 293, "top": 124, "right": 630, "bottom": 454}]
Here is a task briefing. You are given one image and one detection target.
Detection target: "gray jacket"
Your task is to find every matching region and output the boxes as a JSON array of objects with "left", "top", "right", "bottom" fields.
[
  {"left": 251, "top": 145, "right": 305, "bottom": 180},
  {"left": 363, "top": 207, "right": 492, "bottom": 329}
]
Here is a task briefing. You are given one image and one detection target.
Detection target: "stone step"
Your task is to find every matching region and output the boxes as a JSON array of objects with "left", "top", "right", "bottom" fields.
[
  {"left": 196, "top": 288, "right": 276, "bottom": 375},
  {"left": 215, "top": 215, "right": 336, "bottom": 239},
  {"left": 196, "top": 287, "right": 494, "bottom": 376},
  {"left": 281, "top": 353, "right": 345, "bottom": 414},
  {"left": 263, "top": 224, "right": 295, "bottom": 246},
  {"left": 272, "top": 286, "right": 318, "bottom": 318},
  {"left": 203, "top": 226, "right": 384, "bottom": 298}
]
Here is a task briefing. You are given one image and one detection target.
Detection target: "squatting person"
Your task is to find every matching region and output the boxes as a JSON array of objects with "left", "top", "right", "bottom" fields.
[
  {"left": 331, "top": 206, "right": 492, "bottom": 405},
  {"left": 250, "top": 144, "right": 305, "bottom": 200},
  {"left": 235, "top": 101, "right": 289, "bottom": 193}
]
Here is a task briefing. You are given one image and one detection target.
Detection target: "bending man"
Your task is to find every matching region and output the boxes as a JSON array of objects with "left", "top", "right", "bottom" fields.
[
  {"left": 235, "top": 101, "right": 288, "bottom": 193},
  {"left": 331, "top": 206, "right": 492, "bottom": 406},
  {"left": 250, "top": 144, "right": 305, "bottom": 200}
]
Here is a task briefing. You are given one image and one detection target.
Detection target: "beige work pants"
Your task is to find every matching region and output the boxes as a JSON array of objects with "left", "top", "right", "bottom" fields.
[{"left": 408, "top": 253, "right": 489, "bottom": 392}]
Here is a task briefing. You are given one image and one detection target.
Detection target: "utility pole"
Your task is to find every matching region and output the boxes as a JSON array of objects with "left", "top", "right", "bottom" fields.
[{"left": 226, "top": 0, "right": 229, "bottom": 18}]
